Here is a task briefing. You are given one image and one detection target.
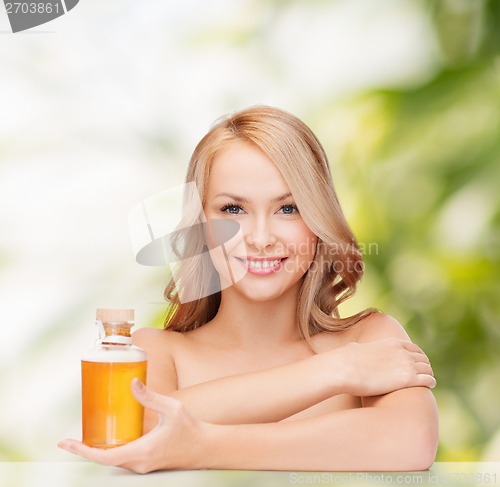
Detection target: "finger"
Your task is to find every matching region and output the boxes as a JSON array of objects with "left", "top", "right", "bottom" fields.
[
  {"left": 131, "top": 378, "right": 182, "bottom": 416},
  {"left": 411, "top": 351, "right": 431, "bottom": 364},
  {"left": 414, "top": 373, "right": 437, "bottom": 389},
  {"left": 415, "top": 362, "right": 434, "bottom": 376},
  {"left": 58, "top": 437, "right": 143, "bottom": 467},
  {"left": 57, "top": 439, "right": 119, "bottom": 465},
  {"left": 402, "top": 341, "right": 425, "bottom": 354}
]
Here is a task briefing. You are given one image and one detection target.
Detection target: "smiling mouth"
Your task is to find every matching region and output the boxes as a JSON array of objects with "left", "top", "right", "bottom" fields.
[{"left": 235, "top": 257, "right": 288, "bottom": 271}]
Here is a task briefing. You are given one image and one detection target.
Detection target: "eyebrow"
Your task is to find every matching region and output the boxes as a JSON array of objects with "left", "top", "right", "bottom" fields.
[{"left": 213, "top": 192, "right": 293, "bottom": 203}]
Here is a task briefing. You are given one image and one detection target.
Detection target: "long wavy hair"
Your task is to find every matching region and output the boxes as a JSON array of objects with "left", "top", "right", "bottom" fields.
[{"left": 163, "top": 105, "right": 379, "bottom": 350}]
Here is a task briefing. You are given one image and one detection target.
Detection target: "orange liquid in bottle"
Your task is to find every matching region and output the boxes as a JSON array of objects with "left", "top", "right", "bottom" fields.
[{"left": 81, "top": 360, "right": 147, "bottom": 448}]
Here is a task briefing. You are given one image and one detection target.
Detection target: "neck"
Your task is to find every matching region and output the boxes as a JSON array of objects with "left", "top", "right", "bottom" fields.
[{"left": 209, "top": 283, "right": 303, "bottom": 351}]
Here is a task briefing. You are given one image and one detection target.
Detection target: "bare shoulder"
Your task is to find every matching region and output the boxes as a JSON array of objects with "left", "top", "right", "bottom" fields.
[
  {"left": 131, "top": 327, "right": 187, "bottom": 374},
  {"left": 354, "top": 312, "right": 412, "bottom": 343},
  {"left": 357, "top": 314, "right": 437, "bottom": 415},
  {"left": 131, "top": 327, "right": 185, "bottom": 394},
  {"left": 132, "top": 326, "right": 184, "bottom": 351},
  {"left": 310, "top": 312, "right": 411, "bottom": 352}
]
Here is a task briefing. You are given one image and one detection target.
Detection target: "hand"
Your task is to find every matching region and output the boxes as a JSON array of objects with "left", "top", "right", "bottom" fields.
[
  {"left": 333, "top": 338, "right": 436, "bottom": 397},
  {"left": 58, "top": 379, "right": 205, "bottom": 473}
]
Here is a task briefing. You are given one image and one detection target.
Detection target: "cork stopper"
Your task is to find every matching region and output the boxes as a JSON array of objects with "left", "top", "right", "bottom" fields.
[
  {"left": 96, "top": 308, "right": 134, "bottom": 324},
  {"left": 96, "top": 308, "right": 134, "bottom": 343}
]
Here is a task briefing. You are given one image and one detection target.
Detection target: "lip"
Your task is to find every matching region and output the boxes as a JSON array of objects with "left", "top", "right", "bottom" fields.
[
  {"left": 236, "top": 256, "right": 288, "bottom": 262},
  {"left": 235, "top": 256, "right": 288, "bottom": 275}
]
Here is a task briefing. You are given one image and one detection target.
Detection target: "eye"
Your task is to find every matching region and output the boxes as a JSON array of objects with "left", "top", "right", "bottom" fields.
[
  {"left": 220, "top": 203, "right": 244, "bottom": 215},
  {"left": 219, "top": 203, "right": 299, "bottom": 215},
  {"left": 278, "top": 204, "right": 299, "bottom": 215}
]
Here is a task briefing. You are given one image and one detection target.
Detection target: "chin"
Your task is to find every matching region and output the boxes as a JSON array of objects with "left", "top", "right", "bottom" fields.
[
  {"left": 241, "top": 292, "right": 283, "bottom": 303},
  {"left": 235, "top": 280, "right": 299, "bottom": 303}
]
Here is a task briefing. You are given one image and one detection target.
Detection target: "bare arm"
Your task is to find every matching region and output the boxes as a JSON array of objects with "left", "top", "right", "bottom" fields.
[
  {"left": 134, "top": 327, "right": 341, "bottom": 427},
  {"left": 61, "top": 315, "right": 438, "bottom": 472},
  {"left": 133, "top": 316, "right": 435, "bottom": 427},
  {"left": 174, "top": 352, "right": 334, "bottom": 424},
  {"left": 199, "top": 386, "right": 438, "bottom": 471},
  {"left": 134, "top": 326, "right": 334, "bottom": 427},
  {"left": 198, "top": 316, "right": 439, "bottom": 471}
]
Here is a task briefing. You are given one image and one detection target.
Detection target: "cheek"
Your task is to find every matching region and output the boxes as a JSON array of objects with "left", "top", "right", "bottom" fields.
[
  {"left": 283, "top": 225, "right": 317, "bottom": 260},
  {"left": 208, "top": 246, "right": 247, "bottom": 288}
]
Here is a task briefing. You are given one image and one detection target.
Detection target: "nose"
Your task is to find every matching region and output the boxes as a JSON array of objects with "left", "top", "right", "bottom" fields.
[{"left": 244, "top": 216, "right": 277, "bottom": 250}]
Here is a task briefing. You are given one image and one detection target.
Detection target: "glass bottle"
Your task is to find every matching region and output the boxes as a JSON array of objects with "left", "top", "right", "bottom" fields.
[{"left": 81, "top": 308, "right": 148, "bottom": 448}]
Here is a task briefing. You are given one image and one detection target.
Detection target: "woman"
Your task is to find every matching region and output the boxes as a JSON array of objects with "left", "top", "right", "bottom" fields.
[{"left": 58, "top": 106, "right": 438, "bottom": 473}]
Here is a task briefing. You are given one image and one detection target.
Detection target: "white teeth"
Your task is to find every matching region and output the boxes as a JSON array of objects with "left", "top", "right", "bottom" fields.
[{"left": 244, "top": 259, "right": 282, "bottom": 269}]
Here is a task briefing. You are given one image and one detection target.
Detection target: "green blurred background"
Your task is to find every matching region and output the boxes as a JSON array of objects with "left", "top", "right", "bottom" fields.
[{"left": 0, "top": 0, "right": 499, "bottom": 464}]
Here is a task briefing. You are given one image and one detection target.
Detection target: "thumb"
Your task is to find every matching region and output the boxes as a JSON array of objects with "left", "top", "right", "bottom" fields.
[{"left": 131, "top": 378, "right": 181, "bottom": 415}]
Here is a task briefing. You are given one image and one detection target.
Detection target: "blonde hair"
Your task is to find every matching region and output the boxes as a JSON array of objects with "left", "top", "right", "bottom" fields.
[{"left": 164, "top": 105, "right": 379, "bottom": 349}]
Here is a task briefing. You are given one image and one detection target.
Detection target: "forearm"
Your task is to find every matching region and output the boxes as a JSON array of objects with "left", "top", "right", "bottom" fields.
[
  {"left": 169, "top": 352, "right": 339, "bottom": 424},
  {"left": 166, "top": 336, "right": 435, "bottom": 426},
  {"left": 198, "top": 399, "right": 438, "bottom": 471}
]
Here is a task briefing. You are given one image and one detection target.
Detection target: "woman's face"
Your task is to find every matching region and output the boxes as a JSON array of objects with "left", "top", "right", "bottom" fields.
[{"left": 203, "top": 140, "right": 318, "bottom": 302}]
